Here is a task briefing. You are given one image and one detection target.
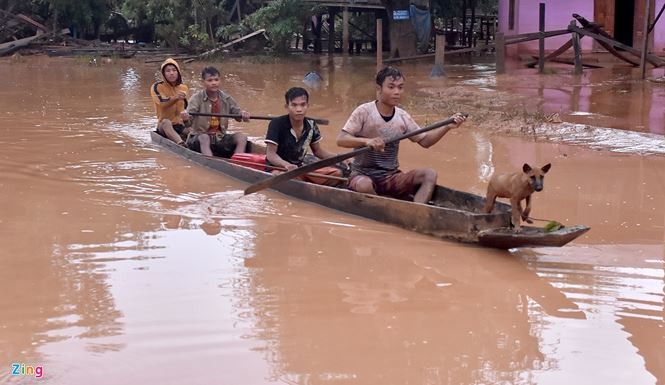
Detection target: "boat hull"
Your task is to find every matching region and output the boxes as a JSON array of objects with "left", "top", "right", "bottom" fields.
[{"left": 151, "top": 132, "right": 589, "bottom": 249}]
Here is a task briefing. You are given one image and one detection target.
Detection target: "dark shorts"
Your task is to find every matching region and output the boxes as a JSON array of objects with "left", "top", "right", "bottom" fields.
[
  {"left": 186, "top": 133, "right": 237, "bottom": 158},
  {"left": 157, "top": 121, "right": 188, "bottom": 141},
  {"left": 349, "top": 170, "right": 419, "bottom": 199},
  {"left": 173, "top": 124, "right": 186, "bottom": 138}
]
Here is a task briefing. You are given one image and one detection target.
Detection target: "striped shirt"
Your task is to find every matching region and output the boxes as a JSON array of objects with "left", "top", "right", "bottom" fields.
[{"left": 341, "top": 101, "right": 423, "bottom": 179}]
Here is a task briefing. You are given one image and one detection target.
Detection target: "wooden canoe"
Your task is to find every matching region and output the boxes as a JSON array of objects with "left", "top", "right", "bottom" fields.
[{"left": 151, "top": 132, "right": 590, "bottom": 249}]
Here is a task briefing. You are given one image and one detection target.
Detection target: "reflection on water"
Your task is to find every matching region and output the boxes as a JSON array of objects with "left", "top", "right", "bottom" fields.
[
  {"left": 493, "top": 65, "right": 665, "bottom": 136},
  {"left": 519, "top": 245, "right": 665, "bottom": 385},
  {"left": 241, "top": 224, "right": 587, "bottom": 384},
  {"left": 120, "top": 67, "right": 141, "bottom": 92},
  {"left": 0, "top": 56, "right": 664, "bottom": 384}
]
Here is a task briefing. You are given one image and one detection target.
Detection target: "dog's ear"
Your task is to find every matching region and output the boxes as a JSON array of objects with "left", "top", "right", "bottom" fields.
[
  {"left": 541, "top": 163, "right": 551, "bottom": 174},
  {"left": 522, "top": 163, "right": 532, "bottom": 173}
]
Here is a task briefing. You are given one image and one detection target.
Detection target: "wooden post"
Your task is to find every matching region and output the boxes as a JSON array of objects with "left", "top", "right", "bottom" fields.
[
  {"left": 538, "top": 3, "right": 545, "bottom": 74},
  {"left": 430, "top": 34, "right": 446, "bottom": 77},
  {"left": 328, "top": 8, "right": 336, "bottom": 55},
  {"left": 572, "top": 28, "right": 583, "bottom": 74},
  {"left": 342, "top": 7, "right": 349, "bottom": 54},
  {"left": 376, "top": 18, "right": 383, "bottom": 71},
  {"left": 641, "top": 0, "right": 652, "bottom": 79},
  {"left": 495, "top": 32, "right": 505, "bottom": 74},
  {"left": 462, "top": 0, "right": 468, "bottom": 46},
  {"left": 314, "top": 14, "right": 322, "bottom": 53}
]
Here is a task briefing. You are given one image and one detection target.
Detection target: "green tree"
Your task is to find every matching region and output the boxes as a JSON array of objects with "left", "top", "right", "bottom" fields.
[
  {"left": 121, "top": 0, "right": 229, "bottom": 48},
  {"left": 121, "top": 0, "right": 154, "bottom": 43},
  {"left": 243, "top": 0, "right": 320, "bottom": 54},
  {"left": 33, "top": 0, "right": 113, "bottom": 39},
  {"left": 192, "top": 0, "right": 225, "bottom": 42},
  {"left": 122, "top": 0, "right": 188, "bottom": 46}
]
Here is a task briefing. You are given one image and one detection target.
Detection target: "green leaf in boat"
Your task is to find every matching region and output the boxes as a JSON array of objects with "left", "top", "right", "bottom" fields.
[{"left": 544, "top": 221, "right": 563, "bottom": 232}]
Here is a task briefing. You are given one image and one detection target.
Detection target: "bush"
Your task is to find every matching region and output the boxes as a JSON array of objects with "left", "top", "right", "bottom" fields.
[
  {"left": 243, "top": 0, "right": 320, "bottom": 54},
  {"left": 178, "top": 24, "right": 213, "bottom": 52}
]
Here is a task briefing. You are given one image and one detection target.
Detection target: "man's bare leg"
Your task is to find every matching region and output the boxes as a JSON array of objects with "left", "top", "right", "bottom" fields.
[
  {"left": 350, "top": 175, "right": 377, "bottom": 195},
  {"left": 233, "top": 133, "right": 248, "bottom": 154},
  {"left": 198, "top": 134, "right": 213, "bottom": 156},
  {"left": 413, "top": 168, "right": 437, "bottom": 204},
  {"left": 157, "top": 119, "right": 183, "bottom": 144}
]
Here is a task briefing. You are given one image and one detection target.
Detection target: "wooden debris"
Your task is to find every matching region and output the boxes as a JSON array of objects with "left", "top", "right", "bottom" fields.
[
  {"left": 144, "top": 54, "right": 197, "bottom": 63},
  {"left": 0, "top": 28, "right": 69, "bottom": 56},
  {"left": 545, "top": 112, "right": 562, "bottom": 123},
  {"left": 15, "top": 14, "right": 49, "bottom": 33},
  {"left": 198, "top": 29, "right": 266, "bottom": 59},
  {"left": 528, "top": 13, "right": 665, "bottom": 69}
]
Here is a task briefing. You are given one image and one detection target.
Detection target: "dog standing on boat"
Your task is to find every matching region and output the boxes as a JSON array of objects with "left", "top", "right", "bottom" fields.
[{"left": 482, "top": 163, "right": 551, "bottom": 232}]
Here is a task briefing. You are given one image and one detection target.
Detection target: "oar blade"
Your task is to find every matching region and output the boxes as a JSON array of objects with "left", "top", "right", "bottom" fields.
[
  {"left": 244, "top": 174, "right": 293, "bottom": 195},
  {"left": 244, "top": 148, "right": 364, "bottom": 195}
]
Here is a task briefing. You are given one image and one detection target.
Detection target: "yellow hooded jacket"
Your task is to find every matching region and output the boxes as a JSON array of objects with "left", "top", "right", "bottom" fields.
[{"left": 150, "top": 58, "right": 189, "bottom": 125}]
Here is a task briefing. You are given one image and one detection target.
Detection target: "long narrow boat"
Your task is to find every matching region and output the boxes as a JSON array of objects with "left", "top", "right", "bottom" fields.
[{"left": 151, "top": 132, "right": 589, "bottom": 249}]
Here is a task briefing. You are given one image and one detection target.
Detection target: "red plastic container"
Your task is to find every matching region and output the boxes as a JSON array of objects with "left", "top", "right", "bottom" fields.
[{"left": 230, "top": 153, "right": 267, "bottom": 170}]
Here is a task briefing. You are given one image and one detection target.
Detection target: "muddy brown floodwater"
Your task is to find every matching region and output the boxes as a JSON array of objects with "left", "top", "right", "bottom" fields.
[{"left": 0, "top": 55, "right": 663, "bottom": 385}]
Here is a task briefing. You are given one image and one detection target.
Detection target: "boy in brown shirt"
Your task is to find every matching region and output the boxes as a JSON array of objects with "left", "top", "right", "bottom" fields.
[{"left": 181, "top": 66, "right": 251, "bottom": 157}]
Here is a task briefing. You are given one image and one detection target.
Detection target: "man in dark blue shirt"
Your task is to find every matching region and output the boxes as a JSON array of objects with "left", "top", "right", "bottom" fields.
[{"left": 264, "top": 87, "right": 346, "bottom": 186}]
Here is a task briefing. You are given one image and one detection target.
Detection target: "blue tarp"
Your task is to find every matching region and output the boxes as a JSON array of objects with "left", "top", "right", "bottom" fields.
[{"left": 410, "top": 4, "right": 431, "bottom": 52}]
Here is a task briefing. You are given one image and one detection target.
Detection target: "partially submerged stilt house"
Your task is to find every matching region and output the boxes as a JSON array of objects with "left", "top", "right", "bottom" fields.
[{"left": 497, "top": 0, "right": 665, "bottom": 55}]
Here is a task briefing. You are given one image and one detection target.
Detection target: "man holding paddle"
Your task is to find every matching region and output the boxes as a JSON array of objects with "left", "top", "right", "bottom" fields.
[
  {"left": 181, "top": 66, "right": 251, "bottom": 157},
  {"left": 264, "top": 87, "right": 347, "bottom": 186},
  {"left": 336, "top": 66, "right": 466, "bottom": 204}
]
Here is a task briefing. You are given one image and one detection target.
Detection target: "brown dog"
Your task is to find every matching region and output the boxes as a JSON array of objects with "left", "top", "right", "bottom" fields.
[{"left": 483, "top": 163, "right": 551, "bottom": 232}]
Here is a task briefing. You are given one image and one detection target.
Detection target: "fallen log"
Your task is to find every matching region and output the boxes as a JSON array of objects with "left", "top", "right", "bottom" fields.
[
  {"left": 0, "top": 28, "right": 69, "bottom": 56},
  {"left": 198, "top": 29, "right": 267, "bottom": 59},
  {"left": 569, "top": 25, "right": 665, "bottom": 67},
  {"left": 15, "top": 14, "right": 48, "bottom": 33},
  {"left": 0, "top": 32, "right": 42, "bottom": 56}
]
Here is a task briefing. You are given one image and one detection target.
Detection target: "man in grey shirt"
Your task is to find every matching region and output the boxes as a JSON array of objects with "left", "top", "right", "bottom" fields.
[{"left": 337, "top": 66, "right": 466, "bottom": 204}]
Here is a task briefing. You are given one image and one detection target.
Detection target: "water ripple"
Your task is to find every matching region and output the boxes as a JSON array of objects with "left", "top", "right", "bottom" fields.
[
  {"left": 120, "top": 67, "right": 141, "bottom": 92},
  {"left": 523, "top": 244, "right": 664, "bottom": 326},
  {"left": 66, "top": 157, "right": 277, "bottom": 217},
  {"left": 532, "top": 123, "right": 665, "bottom": 155}
]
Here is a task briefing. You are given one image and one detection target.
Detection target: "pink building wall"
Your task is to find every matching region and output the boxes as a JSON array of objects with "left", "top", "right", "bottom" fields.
[{"left": 498, "top": 0, "right": 665, "bottom": 55}]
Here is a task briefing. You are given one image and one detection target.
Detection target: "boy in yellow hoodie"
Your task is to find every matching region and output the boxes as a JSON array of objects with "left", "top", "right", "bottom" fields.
[{"left": 150, "top": 58, "right": 190, "bottom": 146}]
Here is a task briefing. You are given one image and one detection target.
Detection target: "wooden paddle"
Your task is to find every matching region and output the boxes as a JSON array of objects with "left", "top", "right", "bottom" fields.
[
  {"left": 244, "top": 115, "right": 462, "bottom": 195},
  {"left": 227, "top": 157, "right": 348, "bottom": 182},
  {"left": 189, "top": 112, "right": 329, "bottom": 125}
]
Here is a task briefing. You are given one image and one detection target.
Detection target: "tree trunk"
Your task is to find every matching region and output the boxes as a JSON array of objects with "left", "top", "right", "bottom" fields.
[
  {"left": 462, "top": 0, "right": 467, "bottom": 47},
  {"left": 52, "top": 6, "right": 58, "bottom": 33},
  {"left": 384, "top": 0, "right": 417, "bottom": 58},
  {"left": 469, "top": 0, "right": 476, "bottom": 47}
]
